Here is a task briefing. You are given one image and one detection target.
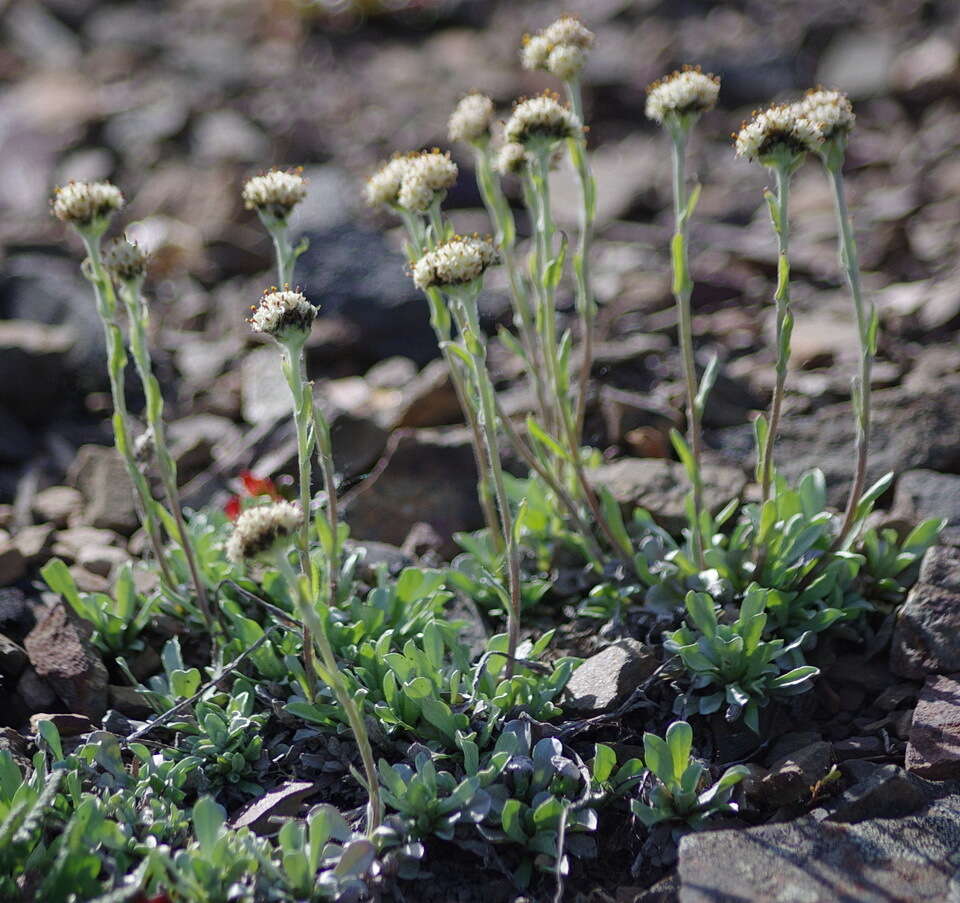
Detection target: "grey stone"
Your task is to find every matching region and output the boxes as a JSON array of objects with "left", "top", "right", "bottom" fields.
[
  {"left": 0, "top": 540, "right": 26, "bottom": 586},
  {"left": 0, "top": 320, "right": 75, "bottom": 424},
  {"left": 891, "top": 548, "right": 960, "bottom": 678},
  {"left": 587, "top": 458, "right": 747, "bottom": 534},
  {"left": 230, "top": 781, "right": 317, "bottom": 835},
  {"left": 167, "top": 413, "right": 242, "bottom": 483},
  {"left": 68, "top": 445, "right": 139, "bottom": 535},
  {"left": 31, "top": 485, "right": 82, "bottom": 528},
  {"left": 394, "top": 359, "right": 463, "bottom": 429},
  {"left": 75, "top": 545, "right": 129, "bottom": 579},
  {"left": 16, "top": 666, "right": 57, "bottom": 712},
  {"left": 713, "top": 380, "right": 960, "bottom": 508},
  {"left": 0, "top": 633, "right": 27, "bottom": 678},
  {"left": 891, "top": 471, "right": 960, "bottom": 546},
  {"left": 29, "top": 712, "right": 94, "bottom": 737},
  {"left": 678, "top": 794, "right": 960, "bottom": 903},
  {"left": 24, "top": 603, "right": 108, "bottom": 720},
  {"left": 906, "top": 673, "right": 960, "bottom": 781},
  {"left": 11, "top": 524, "right": 53, "bottom": 565},
  {"left": 563, "top": 639, "right": 658, "bottom": 713},
  {"left": 344, "top": 428, "right": 482, "bottom": 558},
  {"left": 825, "top": 765, "right": 942, "bottom": 823}
]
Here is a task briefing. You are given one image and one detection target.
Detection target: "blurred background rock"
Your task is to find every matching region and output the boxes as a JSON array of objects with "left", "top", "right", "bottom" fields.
[{"left": 0, "top": 0, "right": 958, "bottom": 560}]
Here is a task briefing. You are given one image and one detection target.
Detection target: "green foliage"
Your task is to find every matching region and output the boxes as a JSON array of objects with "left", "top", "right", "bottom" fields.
[
  {"left": 631, "top": 720, "right": 747, "bottom": 829},
  {"left": 665, "top": 587, "right": 820, "bottom": 732}
]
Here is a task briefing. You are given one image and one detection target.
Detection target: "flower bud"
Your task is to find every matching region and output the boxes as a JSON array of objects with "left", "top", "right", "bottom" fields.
[
  {"left": 412, "top": 236, "right": 498, "bottom": 291},
  {"left": 52, "top": 181, "right": 124, "bottom": 232},
  {"left": 104, "top": 238, "right": 149, "bottom": 283},
  {"left": 242, "top": 168, "right": 307, "bottom": 221},
  {"left": 448, "top": 93, "right": 495, "bottom": 145},
  {"left": 503, "top": 93, "right": 581, "bottom": 150},
  {"left": 249, "top": 289, "right": 318, "bottom": 346},
  {"left": 226, "top": 501, "right": 303, "bottom": 564},
  {"left": 734, "top": 105, "right": 822, "bottom": 167},
  {"left": 521, "top": 16, "right": 594, "bottom": 79},
  {"left": 496, "top": 142, "right": 529, "bottom": 175},
  {"left": 645, "top": 66, "right": 721, "bottom": 125}
]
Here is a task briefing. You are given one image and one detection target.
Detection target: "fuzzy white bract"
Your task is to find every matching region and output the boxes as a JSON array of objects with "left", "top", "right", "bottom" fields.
[
  {"left": 734, "top": 105, "right": 823, "bottom": 163},
  {"left": 798, "top": 89, "right": 855, "bottom": 140},
  {"left": 397, "top": 150, "right": 458, "bottom": 213},
  {"left": 645, "top": 67, "right": 721, "bottom": 123},
  {"left": 522, "top": 16, "right": 594, "bottom": 79},
  {"left": 249, "top": 289, "right": 317, "bottom": 343},
  {"left": 496, "top": 142, "right": 528, "bottom": 175},
  {"left": 365, "top": 157, "right": 410, "bottom": 207},
  {"left": 52, "top": 181, "right": 124, "bottom": 227},
  {"left": 242, "top": 169, "right": 307, "bottom": 218},
  {"left": 412, "top": 236, "right": 498, "bottom": 291},
  {"left": 104, "top": 238, "right": 149, "bottom": 282},
  {"left": 226, "top": 501, "right": 303, "bottom": 564},
  {"left": 504, "top": 94, "right": 581, "bottom": 148},
  {"left": 448, "top": 93, "right": 495, "bottom": 144}
]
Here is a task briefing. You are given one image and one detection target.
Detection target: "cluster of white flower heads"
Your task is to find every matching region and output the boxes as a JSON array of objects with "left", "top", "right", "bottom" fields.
[
  {"left": 104, "top": 238, "right": 149, "bottom": 282},
  {"left": 52, "top": 181, "right": 124, "bottom": 226},
  {"left": 412, "top": 236, "right": 498, "bottom": 291},
  {"left": 226, "top": 501, "right": 303, "bottom": 564},
  {"left": 249, "top": 289, "right": 318, "bottom": 342},
  {"left": 496, "top": 142, "right": 529, "bottom": 175},
  {"left": 521, "top": 16, "right": 594, "bottom": 79},
  {"left": 503, "top": 93, "right": 581, "bottom": 148},
  {"left": 365, "top": 151, "right": 458, "bottom": 213},
  {"left": 796, "top": 88, "right": 855, "bottom": 141},
  {"left": 734, "top": 105, "right": 823, "bottom": 163},
  {"left": 645, "top": 66, "right": 721, "bottom": 124},
  {"left": 242, "top": 169, "right": 307, "bottom": 218},
  {"left": 448, "top": 93, "right": 495, "bottom": 144}
]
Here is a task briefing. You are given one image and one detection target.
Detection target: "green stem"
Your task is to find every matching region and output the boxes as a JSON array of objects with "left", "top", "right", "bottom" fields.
[
  {"left": 564, "top": 78, "right": 597, "bottom": 447},
  {"left": 119, "top": 281, "right": 214, "bottom": 632},
  {"left": 451, "top": 287, "right": 522, "bottom": 679},
  {"left": 280, "top": 343, "right": 319, "bottom": 702},
  {"left": 308, "top": 364, "right": 343, "bottom": 605},
  {"left": 669, "top": 129, "right": 706, "bottom": 570},
  {"left": 759, "top": 164, "right": 794, "bottom": 507},
  {"left": 275, "top": 552, "right": 382, "bottom": 834},
  {"left": 81, "top": 237, "right": 175, "bottom": 593},
  {"left": 828, "top": 163, "right": 872, "bottom": 548}
]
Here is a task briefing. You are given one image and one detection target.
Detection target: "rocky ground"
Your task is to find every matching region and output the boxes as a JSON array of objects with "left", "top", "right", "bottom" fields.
[{"left": 2, "top": 0, "right": 960, "bottom": 900}]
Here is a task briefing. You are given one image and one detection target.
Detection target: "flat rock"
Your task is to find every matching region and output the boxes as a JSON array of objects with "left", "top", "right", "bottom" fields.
[
  {"left": 891, "top": 546, "right": 960, "bottom": 678},
  {"left": 68, "top": 444, "right": 139, "bottom": 535},
  {"left": 0, "top": 633, "right": 27, "bottom": 678},
  {"left": 23, "top": 603, "right": 108, "bottom": 719},
  {"left": 29, "top": 712, "right": 94, "bottom": 736},
  {"left": 759, "top": 741, "right": 833, "bottom": 807},
  {"left": 11, "top": 524, "right": 53, "bottom": 565},
  {"left": 891, "top": 470, "right": 960, "bottom": 546},
  {"left": 51, "top": 525, "right": 121, "bottom": 562},
  {"left": 0, "top": 319, "right": 75, "bottom": 424},
  {"left": 393, "top": 359, "right": 462, "bottom": 429},
  {"left": 564, "top": 639, "right": 658, "bottom": 713},
  {"left": 230, "top": 781, "right": 317, "bottom": 834},
  {"left": 905, "top": 673, "right": 960, "bottom": 780},
  {"left": 587, "top": 458, "right": 747, "bottom": 534},
  {"left": 678, "top": 793, "right": 960, "bottom": 903},
  {"left": 824, "top": 764, "right": 948, "bottom": 823},
  {"left": 344, "top": 428, "right": 482, "bottom": 558}
]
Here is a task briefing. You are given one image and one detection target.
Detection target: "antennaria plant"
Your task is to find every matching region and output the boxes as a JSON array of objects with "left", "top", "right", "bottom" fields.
[
  {"left": 646, "top": 66, "right": 722, "bottom": 569},
  {"left": 735, "top": 106, "right": 822, "bottom": 509}
]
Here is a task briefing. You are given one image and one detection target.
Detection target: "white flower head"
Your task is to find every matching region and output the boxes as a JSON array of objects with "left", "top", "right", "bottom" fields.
[
  {"left": 104, "top": 238, "right": 149, "bottom": 282},
  {"left": 798, "top": 88, "right": 855, "bottom": 141},
  {"left": 397, "top": 149, "right": 458, "bottom": 213},
  {"left": 522, "top": 16, "right": 594, "bottom": 78},
  {"left": 496, "top": 142, "right": 529, "bottom": 175},
  {"left": 52, "top": 181, "right": 124, "bottom": 231},
  {"left": 503, "top": 93, "right": 581, "bottom": 149},
  {"left": 521, "top": 34, "right": 551, "bottom": 71},
  {"left": 542, "top": 16, "right": 595, "bottom": 51},
  {"left": 448, "top": 93, "right": 495, "bottom": 144},
  {"left": 364, "top": 156, "right": 411, "bottom": 207},
  {"left": 242, "top": 168, "right": 307, "bottom": 220},
  {"left": 734, "top": 104, "right": 823, "bottom": 165},
  {"left": 412, "top": 235, "right": 498, "bottom": 291},
  {"left": 547, "top": 44, "right": 586, "bottom": 81},
  {"left": 645, "top": 66, "right": 721, "bottom": 124},
  {"left": 226, "top": 501, "right": 303, "bottom": 564},
  {"left": 249, "top": 288, "right": 318, "bottom": 344}
]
